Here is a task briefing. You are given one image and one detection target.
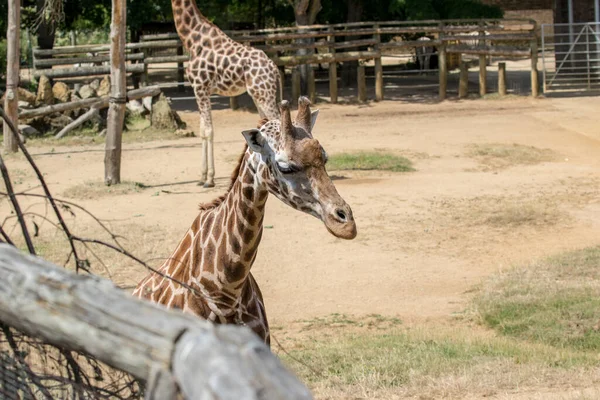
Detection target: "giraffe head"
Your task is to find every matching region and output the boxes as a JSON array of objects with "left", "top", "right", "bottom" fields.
[{"left": 242, "top": 97, "right": 357, "bottom": 240}]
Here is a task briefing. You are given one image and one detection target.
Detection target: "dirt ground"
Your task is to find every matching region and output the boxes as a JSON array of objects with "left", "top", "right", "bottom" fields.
[{"left": 4, "top": 95, "right": 600, "bottom": 328}]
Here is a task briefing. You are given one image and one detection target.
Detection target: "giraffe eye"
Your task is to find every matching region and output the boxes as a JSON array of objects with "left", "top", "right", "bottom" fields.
[{"left": 277, "top": 162, "right": 299, "bottom": 174}]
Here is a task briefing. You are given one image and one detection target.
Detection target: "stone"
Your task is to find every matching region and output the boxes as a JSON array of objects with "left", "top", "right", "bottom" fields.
[
  {"left": 175, "top": 129, "right": 196, "bottom": 138},
  {"left": 18, "top": 124, "right": 40, "bottom": 137},
  {"left": 17, "top": 87, "right": 37, "bottom": 105},
  {"left": 52, "top": 82, "right": 71, "bottom": 103},
  {"left": 142, "top": 96, "right": 153, "bottom": 112},
  {"left": 78, "top": 85, "right": 97, "bottom": 99},
  {"left": 18, "top": 101, "right": 33, "bottom": 109},
  {"left": 97, "top": 76, "right": 111, "bottom": 97},
  {"left": 36, "top": 75, "right": 54, "bottom": 106},
  {"left": 126, "top": 99, "right": 145, "bottom": 115},
  {"left": 151, "top": 94, "right": 179, "bottom": 130},
  {"left": 90, "top": 79, "right": 101, "bottom": 91},
  {"left": 49, "top": 114, "right": 74, "bottom": 131}
]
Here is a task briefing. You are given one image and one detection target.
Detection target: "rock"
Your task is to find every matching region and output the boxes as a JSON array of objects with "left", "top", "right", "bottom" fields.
[
  {"left": 18, "top": 101, "right": 33, "bottom": 109},
  {"left": 142, "top": 96, "right": 153, "bottom": 112},
  {"left": 97, "top": 76, "right": 111, "bottom": 97},
  {"left": 18, "top": 88, "right": 37, "bottom": 105},
  {"left": 36, "top": 75, "right": 54, "bottom": 106},
  {"left": 175, "top": 129, "right": 196, "bottom": 138},
  {"left": 78, "top": 85, "right": 97, "bottom": 99},
  {"left": 151, "top": 94, "right": 184, "bottom": 130},
  {"left": 49, "top": 114, "right": 74, "bottom": 131},
  {"left": 18, "top": 124, "right": 40, "bottom": 137},
  {"left": 90, "top": 79, "right": 101, "bottom": 91},
  {"left": 52, "top": 82, "right": 71, "bottom": 103},
  {"left": 126, "top": 99, "right": 145, "bottom": 115}
]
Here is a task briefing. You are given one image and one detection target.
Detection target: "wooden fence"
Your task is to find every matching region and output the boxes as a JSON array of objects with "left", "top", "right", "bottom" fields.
[
  {"left": 32, "top": 18, "right": 540, "bottom": 102},
  {"left": 0, "top": 244, "right": 312, "bottom": 400}
]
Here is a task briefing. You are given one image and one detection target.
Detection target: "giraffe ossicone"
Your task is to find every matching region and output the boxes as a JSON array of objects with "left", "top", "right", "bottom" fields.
[
  {"left": 133, "top": 97, "right": 357, "bottom": 345},
  {"left": 171, "top": 0, "right": 282, "bottom": 188}
]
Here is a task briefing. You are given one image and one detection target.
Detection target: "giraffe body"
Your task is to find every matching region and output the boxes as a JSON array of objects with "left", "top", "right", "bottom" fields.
[
  {"left": 134, "top": 98, "right": 357, "bottom": 345},
  {"left": 171, "top": 0, "right": 281, "bottom": 187}
]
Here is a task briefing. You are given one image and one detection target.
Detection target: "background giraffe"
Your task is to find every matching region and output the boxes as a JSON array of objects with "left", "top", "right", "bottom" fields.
[
  {"left": 133, "top": 97, "right": 357, "bottom": 345},
  {"left": 171, "top": 0, "right": 282, "bottom": 187}
]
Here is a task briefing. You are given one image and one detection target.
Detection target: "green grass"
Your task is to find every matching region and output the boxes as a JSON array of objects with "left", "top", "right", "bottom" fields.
[
  {"left": 475, "top": 246, "right": 600, "bottom": 351},
  {"left": 326, "top": 152, "right": 414, "bottom": 172}
]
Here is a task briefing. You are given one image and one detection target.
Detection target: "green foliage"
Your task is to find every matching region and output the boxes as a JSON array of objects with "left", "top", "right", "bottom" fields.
[
  {"left": 327, "top": 152, "right": 414, "bottom": 172},
  {"left": 0, "top": 40, "right": 6, "bottom": 79}
]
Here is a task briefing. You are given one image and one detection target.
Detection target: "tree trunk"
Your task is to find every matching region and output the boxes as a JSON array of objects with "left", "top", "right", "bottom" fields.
[
  {"left": 104, "top": 0, "right": 127, "bottom": 185},
  {"left": 341, "top": 0, "right": 363, "bottom": 87},
  {"left": 3, "top": 0, "right": 20, "bottom": 153},
  {"left": 34, "top": 0, "right": 56, "bottom": 70},
  {"left": 292, "top": 0, "right": 321, "bottom": 98}
]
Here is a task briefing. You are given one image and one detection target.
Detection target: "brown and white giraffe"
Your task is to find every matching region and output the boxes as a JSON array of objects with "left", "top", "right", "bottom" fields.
[
  {"left": 171, "top": 0, "right": 282, "bottom": 188},
  {"left": 133, "top": 98, "right": 356, "bottom": 345}
]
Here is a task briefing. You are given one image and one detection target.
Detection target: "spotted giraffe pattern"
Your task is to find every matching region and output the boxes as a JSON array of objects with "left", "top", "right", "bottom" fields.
[
  {"left": 171, "top": 0, "right": 282, "bottom": 188},
  {"left": 133, "top": 98, "right": 357, "bottom": 345}
]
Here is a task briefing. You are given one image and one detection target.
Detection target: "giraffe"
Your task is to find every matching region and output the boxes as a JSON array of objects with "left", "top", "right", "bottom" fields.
[
  {"left": 133, "top": 97, "right": 357, "bottom": 346},
  {"left": 171, "top": 0, "right": 282, "bottom": 188}
]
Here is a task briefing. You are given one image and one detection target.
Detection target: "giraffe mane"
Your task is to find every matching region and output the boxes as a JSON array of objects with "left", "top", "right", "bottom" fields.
[{"left": 198, "top": 144, "right": 249, "bottom": 211}]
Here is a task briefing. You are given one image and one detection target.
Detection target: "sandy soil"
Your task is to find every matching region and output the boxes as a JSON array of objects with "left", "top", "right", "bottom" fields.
[{"left": 3, "top": 95, "right": 600, "bottom": 328}]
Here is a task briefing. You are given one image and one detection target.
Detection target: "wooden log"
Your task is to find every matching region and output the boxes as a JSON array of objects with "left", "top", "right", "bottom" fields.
[
  {"left": 438, "top": 22, "right": 448, "bottom": 101},
  {"left": 443, "top": 34, "right": 535, "bottom": 42},
  {"left": 357, "top": 64, "right": 367, "bottom": 103},
  {"left": 33, "top": 63, "right": 144, "bottom": 79},
  {"left": 257, "top": 38, "right": 379, "bottom": 53},
  {"left": 19, "top": 87, "right": 161, "bottom": 120},
  {"left": 33, "top": 40, "right": 182, "bottom": 57},
  {"left": 0, "top": 245, "right": 313, "bottom": 400},
  {"left": 34, "top": 53, "right": 144, "bottom": 68},
  {"left": 144, "top": 55, "right": 190, "bottom": 65},
  {"left": 273, "top": 50, "right": 379, "bottom": 67},
  {"left": 308, "top": 66, "right": 316, "bottom": 104},
  {"left": 54, "top": 107, "right": 100, "bottom": 139},
  {"left": 230, "top": 96, "right": 239, "bottom": 111},
  {"left": 446, "top": 45, "right": 531, "bottom": 57},
  {"left": 292, "top": 67, "right": 301, "bottom": 103},
  {"left": 105, "top": 0, "right": 127, "bottom": 186},
  {"left": 327, "top": 27, "right": 338, "bottom": 104},
  {"left": 3, "top": 0, "right": 20, "bottom": 153},
  {"left": 459, "top": 60, "right": 469, "bottom": 98},
  {"left": 378, "top": 40, "right": 442, "bottom": 50},
  {"left": 374, "top": 24, "right": 383, "bottom": 101},
  {"left": 530, "top": 36, "right": 539, "bottom": 97},
  {"left": 498, "top": 62, "right": 507, "bottom": 96}
]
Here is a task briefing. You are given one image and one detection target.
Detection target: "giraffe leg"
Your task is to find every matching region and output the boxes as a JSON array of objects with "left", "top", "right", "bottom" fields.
[{"left": 194, "top": 91, "right": 216, "bottom": 188}]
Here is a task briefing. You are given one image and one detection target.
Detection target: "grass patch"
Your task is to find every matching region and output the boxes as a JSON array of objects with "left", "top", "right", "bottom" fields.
[
  {"left": 279, "top": 320, "right": 599, "bottom": 398},
  {"left": 62, "top": 180, "right": 148, "bottom": 200},
  {"left": 326, "top": 152, "right": 414, "bottom": 172},
  {"left": 467, "top": 143, "right": 559, "bottom": 170},
  {"left": 482, "top": 200, "right": 564, "bottom": 228},
  {"left": 475, "top": 246, "right": 600, "bottom": 351}
]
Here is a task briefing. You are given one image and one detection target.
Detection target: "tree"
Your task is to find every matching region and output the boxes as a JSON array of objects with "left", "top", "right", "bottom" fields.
[
  {"left": 4, "top": 0, "right": 20, "bottom": 153},
  {"left": 288, "top": 0, "right": 322, "bottom": 96}
]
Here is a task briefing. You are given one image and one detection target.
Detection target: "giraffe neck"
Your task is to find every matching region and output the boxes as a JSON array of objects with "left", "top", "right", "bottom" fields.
[
  {"left": 171, "top": 0, "right": 213, "bottom": 49},
  {"left": 192, "top": 150, "right": 269, "bottom": 302}
]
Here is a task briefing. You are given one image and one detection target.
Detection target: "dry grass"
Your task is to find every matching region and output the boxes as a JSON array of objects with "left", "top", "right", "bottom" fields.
[
  {"left": 61, "top": 181, "right": 148, "bottom": 200},
  {"left": 467, "top": 143, "right": 559, "bottom": 171},
  {"left": 277, "top": 315, "right": 600, "bottom": 400}
]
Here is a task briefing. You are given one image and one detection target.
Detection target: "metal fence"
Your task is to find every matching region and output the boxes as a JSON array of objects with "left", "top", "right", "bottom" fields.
[{"left": 541, "top": 22, "right": 600, "bottom": 93}]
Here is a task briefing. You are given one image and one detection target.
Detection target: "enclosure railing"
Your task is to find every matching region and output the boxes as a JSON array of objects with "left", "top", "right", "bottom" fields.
[
  {"left": 0, "top": 244, "right": 312, "bottom": 400},
  {"left": 32, "top": 18, "right": 539, "bottom": 102}
]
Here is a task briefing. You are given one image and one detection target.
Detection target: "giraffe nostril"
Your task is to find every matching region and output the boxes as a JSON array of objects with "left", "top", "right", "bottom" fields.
[{"left": 335, "top": 209, "right": 347, "bottom": 222}]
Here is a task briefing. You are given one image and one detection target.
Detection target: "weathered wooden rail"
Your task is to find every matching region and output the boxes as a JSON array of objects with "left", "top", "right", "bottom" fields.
[
  {"left": 0, "top": 244, "right": 312, "bottom": 400},
  {"left": 32, "top": 18, "right": 540, "bottom": 102}
]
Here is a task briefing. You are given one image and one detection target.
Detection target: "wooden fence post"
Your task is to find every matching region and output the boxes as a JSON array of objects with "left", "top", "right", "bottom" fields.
[
  {"left": 292, "top": 67, "right": 301, "bottom": 103},
  {"left": 3, "top": 0, "right": 20, "bottom": 153},
  {"left": 478, "top": 21, "right": 487, "bottom": 97},
  {"left": 327, "top": 26, "right": 338, "bottom": 104},
  {"left": 373, "top": 24, "right": 384, "bottom": 101},
  {"left": 530, "top": 30, "right": 539, "bottom": 97},
  {"left": 357, "top": 64, "right": 366, "bottom": 103},
  {"left": 308, "top": 65, "right": 316, "bottom": 104},
  {"left": 498, "top": 62, "right": 507, "bottom": 96},
  {"left": 459, "top": 58, "right": 469, "bottom": 98},
  {"left": 176, "top": 43, "right": 185, "bottom": 93},
  {"left": 105, "top": 0, "right": 127, "bottom": 185},
  {"left": 438, "top": 22, "right": 448, "bottom": 101}
]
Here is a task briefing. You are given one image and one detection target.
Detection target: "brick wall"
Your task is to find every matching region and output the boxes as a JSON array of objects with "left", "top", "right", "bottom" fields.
[{"left": 481, "top": 0, "right": 553, "bottom": 11}]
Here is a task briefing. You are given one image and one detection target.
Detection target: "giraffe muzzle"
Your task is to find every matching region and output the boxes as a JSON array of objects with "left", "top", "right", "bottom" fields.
[{"left": 323, "top": 203, "right": 357, "bottom": 240}]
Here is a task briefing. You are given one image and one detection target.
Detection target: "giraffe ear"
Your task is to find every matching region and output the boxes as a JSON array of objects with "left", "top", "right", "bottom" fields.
[
  {"left": 311, "top": 109, "right": 319, "bottom": 130},
  {"left": 242, "top": 129, "right": 266, "bottom": 154}
]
